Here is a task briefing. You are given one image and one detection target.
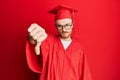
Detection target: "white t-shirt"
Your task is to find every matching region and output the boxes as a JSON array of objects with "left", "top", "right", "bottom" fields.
[{"left": 60, "top": 39, "right": 72, "bottom": 50}]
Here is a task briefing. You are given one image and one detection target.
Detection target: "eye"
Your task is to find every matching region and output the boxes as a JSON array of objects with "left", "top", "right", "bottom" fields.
[
  {"left": 65, "top": 24, "right": 72, "bottom": 27},
  {"left": 57, "top": 25, "right": 62, "bottom": 27},
  {"left": 65, "top": 24, "right": 70, "bottom": 27}
]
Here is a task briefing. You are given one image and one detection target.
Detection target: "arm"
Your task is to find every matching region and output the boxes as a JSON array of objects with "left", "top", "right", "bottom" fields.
[
  {"left": 26, "top": 23, "right": 47, "bottom": 73},
  {"left": 26, "top": 41, "right": 42, "bottom": 73}
]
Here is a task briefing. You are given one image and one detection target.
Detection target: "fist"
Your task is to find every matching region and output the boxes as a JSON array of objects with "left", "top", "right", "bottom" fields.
[
  {"left": 28, "top": 23, "right": 47, "bottom": 43},
  {"left": 27, "top": 23, "right": 47, "bottom": 55}
]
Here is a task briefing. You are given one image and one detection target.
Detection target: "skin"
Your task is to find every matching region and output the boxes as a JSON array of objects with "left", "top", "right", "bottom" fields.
[
  {"left": 28, "top": 18, "right": 73, "bottom": 55},
  {"left": 56, "top": 18, "right": 73, "bottom": 41}
]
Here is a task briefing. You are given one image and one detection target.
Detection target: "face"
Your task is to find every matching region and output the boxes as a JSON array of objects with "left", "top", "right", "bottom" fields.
[{"left": 55, "top": 18, "right": 73, "bottom": 39}]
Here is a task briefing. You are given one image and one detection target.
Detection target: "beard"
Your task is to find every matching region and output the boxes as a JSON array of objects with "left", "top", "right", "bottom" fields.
[{"left": 59, "top": 31, "right": 71, "bottom": 39}]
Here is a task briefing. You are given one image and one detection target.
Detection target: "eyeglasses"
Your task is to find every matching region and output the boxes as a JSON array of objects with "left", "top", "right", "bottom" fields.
[{"left": 56, "top": 23, "right": 72, "bottom": 30}]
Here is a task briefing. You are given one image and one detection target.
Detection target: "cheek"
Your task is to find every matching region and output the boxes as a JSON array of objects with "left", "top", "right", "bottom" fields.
[
  {"left": 57, "top": 29, "right": 62, "bottom": 33},
  {"left": 68, "top": 26, "right": 73, "bottom": 32}
]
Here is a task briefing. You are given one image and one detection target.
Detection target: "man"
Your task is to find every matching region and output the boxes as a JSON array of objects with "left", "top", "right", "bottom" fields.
[{"left": 26, "top": 5, "right": 92, "bottom": 80}]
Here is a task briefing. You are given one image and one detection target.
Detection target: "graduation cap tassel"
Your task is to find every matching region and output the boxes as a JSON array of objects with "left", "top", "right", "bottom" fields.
[{"left": 72, "top": 9, "right": 76, "bottom": 39}]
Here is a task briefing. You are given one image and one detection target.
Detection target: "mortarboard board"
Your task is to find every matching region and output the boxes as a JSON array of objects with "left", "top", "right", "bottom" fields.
[{"left": 48, "top": 4, "right": 78, "bottom": 20}]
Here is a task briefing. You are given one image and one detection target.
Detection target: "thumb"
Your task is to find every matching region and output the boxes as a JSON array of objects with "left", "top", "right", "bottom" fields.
[{"left": 35, "top": 43, "right": 41, "bottom": 55}]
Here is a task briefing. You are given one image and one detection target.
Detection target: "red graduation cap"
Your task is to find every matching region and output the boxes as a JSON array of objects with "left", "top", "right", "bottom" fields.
[{"left": 48, "top": 4, "right": 78, "bottom": 20}]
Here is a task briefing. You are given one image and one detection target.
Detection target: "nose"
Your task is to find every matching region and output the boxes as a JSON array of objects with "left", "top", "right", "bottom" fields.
[{"left": 62, "top": 27, "right": 66, "bottom": 31}]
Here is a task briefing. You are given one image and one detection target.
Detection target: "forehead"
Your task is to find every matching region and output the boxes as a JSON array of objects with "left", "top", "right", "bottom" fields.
[{"left": 56, "top": 18, "right": 72, "bottom": 24}]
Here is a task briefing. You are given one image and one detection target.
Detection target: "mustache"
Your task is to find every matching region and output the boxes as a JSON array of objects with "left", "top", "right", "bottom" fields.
[{"left": 61, "top": 31, "right": 68, "bottom": 33}]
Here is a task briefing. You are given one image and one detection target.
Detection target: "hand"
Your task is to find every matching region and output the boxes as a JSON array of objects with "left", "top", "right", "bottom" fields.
[{"left": 28, "top": 23, "right": 47, "bottom": 55}]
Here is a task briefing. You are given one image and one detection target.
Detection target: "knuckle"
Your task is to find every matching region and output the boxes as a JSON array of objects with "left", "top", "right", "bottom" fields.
[
  {"left": 29, "top": 32, "right": 33, "bottom": 36},
  {"left": 32, "top": 36, "right": 36, "bottom": 40},
  {"left": 36, "top": 39, "right": 41, "bottom": 43}
]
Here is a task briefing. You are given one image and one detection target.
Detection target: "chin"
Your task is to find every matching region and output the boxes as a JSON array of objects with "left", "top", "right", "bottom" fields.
[{"left": 61, "top": 35, "right": 70, "bottom": 39}]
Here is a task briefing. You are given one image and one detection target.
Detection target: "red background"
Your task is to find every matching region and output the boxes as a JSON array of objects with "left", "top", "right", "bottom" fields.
[{"left": 0, "top": 0, "right": 120, "bottom": 80}]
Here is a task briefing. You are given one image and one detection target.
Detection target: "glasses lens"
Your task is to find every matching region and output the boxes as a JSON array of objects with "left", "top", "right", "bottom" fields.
[
  {"left": 56, "top": 25, "right": 62, "bottom": 29},
  {"left": 64, "top": 24, "right": 72, "bottom": 30},
  {"left": 56, "top": 23, "right": 72, "bottom": 30}
]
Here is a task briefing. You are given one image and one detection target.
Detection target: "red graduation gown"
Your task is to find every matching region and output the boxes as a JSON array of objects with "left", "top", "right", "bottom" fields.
[{"left": 26, "top": 34, "right": 92, "bottom": 80}]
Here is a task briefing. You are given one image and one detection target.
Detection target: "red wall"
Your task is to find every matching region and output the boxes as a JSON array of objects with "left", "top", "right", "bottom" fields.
[{"left": 0, "top": 0, "right": 120, "bottom": 80}]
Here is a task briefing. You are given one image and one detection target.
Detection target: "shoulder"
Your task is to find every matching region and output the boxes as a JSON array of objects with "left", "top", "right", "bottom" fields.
[
  {"left": 72, "top": 38, "right": 84, "bottom": 51},
  {"left": 71, "top": 38, "right": 85, "bottom": 56}
]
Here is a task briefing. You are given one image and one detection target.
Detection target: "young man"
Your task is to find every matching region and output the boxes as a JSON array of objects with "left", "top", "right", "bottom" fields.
[{"left": 26, "top": 5, "right": 92, "bottom": 80}]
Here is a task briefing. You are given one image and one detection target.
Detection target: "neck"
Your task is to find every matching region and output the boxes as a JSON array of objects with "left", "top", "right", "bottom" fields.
[{"left": 60, "top": 37, "right": 72, "bottom": 41}]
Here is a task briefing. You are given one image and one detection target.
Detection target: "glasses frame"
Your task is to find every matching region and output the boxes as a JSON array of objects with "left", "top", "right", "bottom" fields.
[{"left": 56, "top": 23, "right": 73, "bottom": 30}]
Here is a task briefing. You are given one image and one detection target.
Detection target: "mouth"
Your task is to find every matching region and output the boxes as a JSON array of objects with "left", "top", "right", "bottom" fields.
[
  {"left": 61, "top": 32, "right": 69, "bottom": 37},
  {"left": 61, "top": 32, "right": 68, "bottom": 35},
  {"left": 62, "top": 31, "right": 68, "bottom": 34}
]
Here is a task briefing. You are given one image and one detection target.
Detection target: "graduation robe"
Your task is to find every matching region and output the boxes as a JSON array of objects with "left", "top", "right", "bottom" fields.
[{"left": 26, "top": 34, "right": 92, "bottom": 80}]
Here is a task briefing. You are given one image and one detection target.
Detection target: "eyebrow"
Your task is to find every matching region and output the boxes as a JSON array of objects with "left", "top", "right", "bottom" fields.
[{"left": 56, "top": 22, "right": 72, "bottom": 25}]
